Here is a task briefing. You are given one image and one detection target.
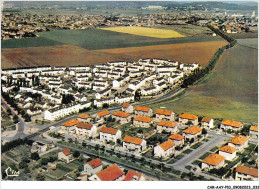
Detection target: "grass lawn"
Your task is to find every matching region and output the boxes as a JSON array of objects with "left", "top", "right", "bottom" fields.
[
  {"left": 190, "top": 142, "right": 203, "bottom": 149},
  {"left": 183, "top": 149, "right": 193, "bottom": 154},
  {"left": 175, "top": 154, "right": 185, "bottom": 160},
  {"left": 210, "top": 146, "right": 219, "bottom": 152},
  {"left": 199, "top": 152, "right": 212, "bottom": 160}
]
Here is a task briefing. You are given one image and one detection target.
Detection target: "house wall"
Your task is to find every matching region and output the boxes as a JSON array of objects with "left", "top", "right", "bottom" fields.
[
  {"left": 84, "top": 164, "right": 103, "bottom": 176},
  {"left": 218, "top": 151, "right": 236, "bottom": 161}
]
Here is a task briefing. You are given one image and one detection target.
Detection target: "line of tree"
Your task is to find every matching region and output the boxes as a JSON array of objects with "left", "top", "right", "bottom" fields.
[
  {"left": 207, "top": 25, "right": 235, "bottom": 43},
  {"left": 181, "top": 27, "right": 237, "bottom": 88},
  {"left": 1, "top": 138, "right": 34, "bottom": 153}
]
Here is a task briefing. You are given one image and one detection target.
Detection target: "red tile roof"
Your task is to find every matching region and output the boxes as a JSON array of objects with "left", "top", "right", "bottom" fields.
[
  {"left": 219, "top": 145, "right": 237, "bottom": 154},
  {"left": 124, "top": 170, "right": 142, "bottom": 181},
  {"left": 61, "top": 119, "right": 79, "bottom": 127},
  {"left": 201, "top": 117, "right": 212, "bottom": 123},
  {"left": 134, "top": 106, "right": 151, "bottom": 112},
  {"left": 159, "top": 140, "right": 175, "bottom": 151},
  {"left": 179, "top": 113, "right": 198, "bottom": 120},
  {"left": 100, "top": 126, "right": 118, "bottom": 135},
  {"left": 156, "top": 109, "right": 172, "bottom": 116},
  {"left": 62, "top": 148, "right": 71, "bottom": 156},
  {"left": 97, "top": 110, "right": 110, "bottom": 117},
  {"left": 77, "top": 113, "right": 91, "bottom": 119},
  {"left": 96, "top": 164, "right": 124, "bottom": 181},
  {"left": 123, "top": 135, "right": 143, "bottom": 145},
  {"left": 250, "top": 126, "right": 258, "bottom": 132},
  {"left": 236, "top": 165, "right": 258, "bottom": 177},
  {"left": 157, "top": 120, "right": 178, "bottom": 128},
  {"left": 183, "top": 126, "right": 202, "bottom": 135},
  {"left": 113, "top": 111, "right": 130, "bottom": 118},
  {"left": 221, "top": 120, "right": 243, "bottom": 128},
  {"left": 134, "top": 115, "right": 152, "bottom": 123},
  {"left": 76, "top": 122, "right": 93, "bottom": 130},
  {"left": 228, "top": 135, "right": 248, "bottom": 145},
  {"left": 202, "top": 153, "right": 225, "bottom": 166},
  {"left": 122, "top": 103, "right": 130, "bottom": 108},
  {"left": 169, "top": 133, "right": 184, "bottom": 141},
  {"left": 88, "top": 158, "right": 102, "bottom": 169}
]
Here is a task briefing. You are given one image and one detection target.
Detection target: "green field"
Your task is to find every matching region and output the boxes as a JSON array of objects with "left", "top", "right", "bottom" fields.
[
  {"left": 146, "top": 38, "right": 258, "bottom": 123},
  {"left": 2, "top": 28, "right": 224, "bottom": 49}
]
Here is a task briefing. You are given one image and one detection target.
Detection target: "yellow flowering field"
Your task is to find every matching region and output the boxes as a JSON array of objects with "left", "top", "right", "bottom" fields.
[{"left": 99, "top": 26, "right": 185, "bottom": 38}]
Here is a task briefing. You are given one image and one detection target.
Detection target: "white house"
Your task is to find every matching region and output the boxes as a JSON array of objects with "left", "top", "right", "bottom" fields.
[
  {"left": 201, "top": 117, "right": 214, "bottom": 129},
  {"left": 58, "top": 148, "right": 73, "bottom": 163},
  {"left": 133, "top": 116, "right": 153, "bottom": 128},
  {"left": 112, "top": 111, "right": 131, "bottom": 124},
  {"left": 218, "top": 145, "right": 237, "bottom": 161},
  {"left": 179, "top": 113, "right": 198, "bottom": 125},
  {"left": 169, "top": 134, "right": 185, "bottom": 146},
  {"left": 249, "top": 126, "right": 258, "bottom": 138},
  {"left": 155, "top": 109, "right": 175, "bottom": 121},
  {"left": 124, "top": 170, "right": 145, "bottom": 181},
  {"left": 182, "top": 126, "right": 202, "bottom": 140},
  {"left": 228, "top": 135, "right": 248, "bottom": 151},
  {"left": 123, "top": 135, "right": 147, "bottom": 152},
  {"left": 77, "top": 113, "right": 91, "bottom": 123},
  {"left": 99, "top": 126, "right": 121, "bottom": 143},
  {"left": 156, "top": 120, "right": 178, "bottom": 133},
  {"left": 121, "top": 103, "right": 134, "bottom": 113},
  {"left": 76, "top": 122, "right": 97, "bottom": 138},
  {"left": 134, "top": 106, "right": 153, "bottom": 117},
  {"left": 220, "top": 120, "right": 243, "bottom": 131},
  {"left": 201, "top": 153, "right": 225, "bottom": 170},
  {"left": 89, "top": 164, "right": 124, "bottom": 181},
  {"left": 154, "top": 140, "right": 175, "bottom": 158},
  {"left": 235, "top": 165, "right": 258, "bottom": 181},
  {"left": 84, "top": 158, "right": 103, "bottom": 176}
]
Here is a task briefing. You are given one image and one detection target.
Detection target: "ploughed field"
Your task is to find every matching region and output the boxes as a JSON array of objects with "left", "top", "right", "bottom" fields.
[
  {"left": 1, "top": 41, "right": 227, "bottom": 69},
  {"left": 2, "top": 28, "right": 224, "bottom": 49},
  {"left": 146, "top": 38, "right": 258, "bottom": 123}
]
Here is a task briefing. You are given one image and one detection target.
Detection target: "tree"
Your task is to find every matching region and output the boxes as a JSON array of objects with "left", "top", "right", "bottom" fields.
[
  {"left": 40, "top": 158, "right": 49, "bottom": 165},
  {"left": 102, "top": 103, "right": 109, "bottom": 108},
  {"left": 31, "top": 152, "right": 40, "bottom": 160},
  {"left": 36, "top": 174, "right": 45, "bottom": 181},
  {"left": 7, "top": 108, "right": 11, "bottom": 115},
  {"left": 73, "top": 151, "right": 80, "bottom": 158},
  {"left": 186, "top": 121, "right": 193, "bottom": 126},
  {"left": 82, "top": 141, "right": 87, "bottom": 148},
  {"left": 202, "top": 128, "right": 207, "bottom": 135},
  {"left": 190, "top": 138, "right": 194, "bottom": 144},
  {"left": 13, "top": 115, "right": 19, "bottom": 124},
  {"left": 19, "top": 161, "right": 28, "bottom": 169},
  {"left": 68, "top": 138, "right": 73, "bottom": 143}
]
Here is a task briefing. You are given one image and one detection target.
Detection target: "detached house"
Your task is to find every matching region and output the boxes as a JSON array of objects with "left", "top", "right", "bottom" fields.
[
  {"left": 112, "top": 111, "right": 131, "bottom": 124},
  {"left": 156, "top": 120, "right": 178, "bottom": 133},
  {"left": 235, "top": 165, "right": 258, "bottom": 181},
  {"left": 96, "top": 110, "right": 110, "bottom": 121},
  {"left": 179, "top": 113, "right": 198, "bottom": 125},
  {"left": 182, "top": 126, "right": 202, "bottom": 140},
  {"left": 218, "top": 145, "right": 237, "bottom": 161},
  {"left": 154, "top": 140, "right": 175, "bottom": 158},
  {"left": 61, "top": 119, "right": 80, "bottom": 133},
  {"left": 249, "top": 126, "right": 258, "bottom": 138},
  {"left": 228, "top": 135, "right": 248, "bottom": 151},
  {"left": 77, "top": 113, "right": 91, "bottom": 123},
  {"left": 58, "top": 148, "right": 73, "bottom": 163},
  {"left": 155, "top": 109, "right": 175, "bottom": 121},
  {"left": 201, "top": 117, "right": 214, "bottom": 129},
  {"left": 134, "top": 106, "right": 153, "bottom": 117},
  {"left": 221, "top": 120, "right": 243, "bottom": 131},
  {"left": 121, "top": 103, "right": 134, "bottom": 113},
  {"left": 99, "top": 126, "right": 121, "bottom": 143},
  {"left": 76, "top": 122, "right": 97, "bottom": 138},
  {"left": 124, "top": 170, "right": 145, "bottom": 181},
  {"left": 169, "top": 134, "right": 185, "bottom": 146},
  {"left": 84, "top": 158, "right": 103, "bottom": 176},
  {"left": 123, "top": 135, "right": 147, "bottom": 152},
  {"left": 201, "top": 153, "right": 225, "bottom": 169},
  {"left": 89, "top": 164, "right": 124, "bottom": 181},
  {"left": 133, "top": 116, "right": 153, "bottom": 128}
]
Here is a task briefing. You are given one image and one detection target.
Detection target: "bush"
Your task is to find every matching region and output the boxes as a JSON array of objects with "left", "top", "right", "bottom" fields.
[
  {"left": 40, "top": 158, "right": 49, "bottom": 165},
  {"left": 36, "top": 174, "right": 45, "bottom": 181},
  {"left": 31, "top": 152, "right": 40, "bottom": 161},
  {"left": 19, "top": 161, "right": 28, "bottom": 169},
  {"left": 73, "top": 151, "right": 80, "bottom": 158}
]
